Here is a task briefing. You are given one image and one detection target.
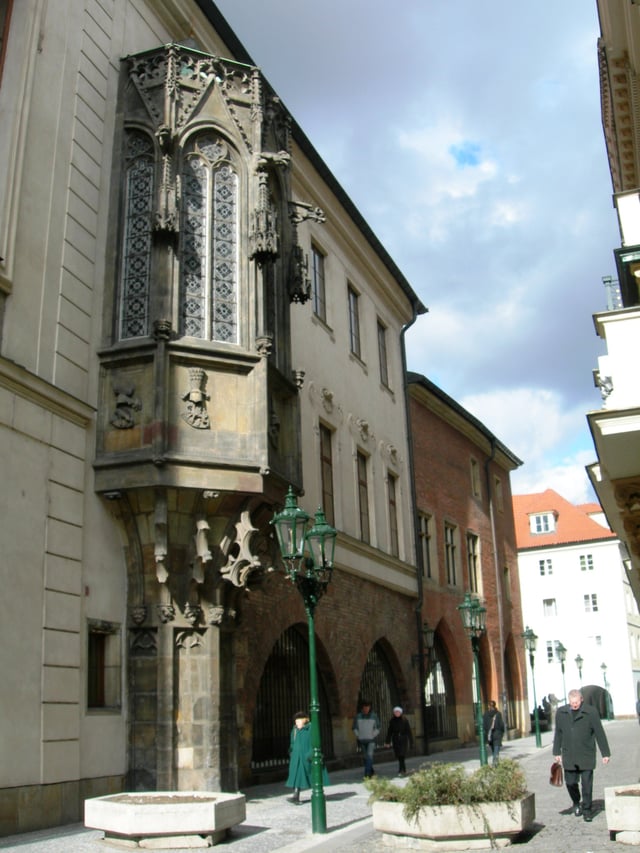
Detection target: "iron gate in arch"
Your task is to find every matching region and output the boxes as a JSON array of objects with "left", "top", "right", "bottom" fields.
[
  {"left": 251, "top": 625, "right": 334, "bottom": 770},
  {"left": 424, "top": 639, "right": 458, "bottom": 741},
  {"left": 357, "top": 642, "right": 401, "bottom": 744}
]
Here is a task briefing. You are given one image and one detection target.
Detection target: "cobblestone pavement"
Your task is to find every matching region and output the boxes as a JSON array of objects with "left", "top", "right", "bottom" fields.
[{"left": 0, "top": 720, "right": 637, "bottom": 852}]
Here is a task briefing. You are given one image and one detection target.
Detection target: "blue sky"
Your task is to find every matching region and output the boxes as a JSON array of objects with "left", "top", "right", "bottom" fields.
[{"left": 213, "top": 0, "right": 621, "bottom": 504}]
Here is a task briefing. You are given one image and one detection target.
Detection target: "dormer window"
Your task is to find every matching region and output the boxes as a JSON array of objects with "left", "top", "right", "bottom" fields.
[{"left": 529, "top": 512, "right": 555, "bottom": 535}]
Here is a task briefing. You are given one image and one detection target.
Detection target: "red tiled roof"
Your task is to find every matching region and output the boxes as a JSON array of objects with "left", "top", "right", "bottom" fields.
[{"left": 512, "top": 489, "right": 616, "bottom": 550}]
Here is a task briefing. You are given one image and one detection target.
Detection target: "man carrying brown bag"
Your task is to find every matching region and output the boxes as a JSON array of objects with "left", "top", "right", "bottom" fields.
[{"left": 553, "top": 689, "right": 611, "bottom": 822}]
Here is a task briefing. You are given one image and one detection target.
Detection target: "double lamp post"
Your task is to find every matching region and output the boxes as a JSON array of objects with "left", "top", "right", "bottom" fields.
[
  {"left": 271, "top": 487, "right": 337, "bottom": 835},
  {"left": 457, "top": 592, "right": 488, "bottom": 767}
]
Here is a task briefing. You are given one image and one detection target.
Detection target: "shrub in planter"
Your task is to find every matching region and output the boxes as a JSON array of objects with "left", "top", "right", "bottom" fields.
[
  {"left": 366, "top": 759, "right": 534, "bottom": 847},
  {"left": 366, "top": 759, "right": 528, "bottom": 822}
]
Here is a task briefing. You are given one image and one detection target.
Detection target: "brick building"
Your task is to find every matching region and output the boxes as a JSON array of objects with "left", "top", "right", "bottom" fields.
[{"left": 407, "top": 373, "right": 528, "bottom": 747}]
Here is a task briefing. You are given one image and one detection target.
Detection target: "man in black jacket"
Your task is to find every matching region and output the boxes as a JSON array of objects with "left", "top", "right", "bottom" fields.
[{"left": 553, "top": 688, "right": 611, "bottom": 822}]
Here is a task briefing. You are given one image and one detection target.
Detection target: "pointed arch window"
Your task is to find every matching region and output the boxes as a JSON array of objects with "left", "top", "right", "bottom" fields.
[
  {"left": 119, "top": 131, "right": 154, "bottom": 339},
  {"left": 180, "top": 134, "right": 238, "bottom": 343}
]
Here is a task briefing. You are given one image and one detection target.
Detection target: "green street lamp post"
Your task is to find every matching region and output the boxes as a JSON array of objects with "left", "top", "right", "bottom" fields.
[
  {"left": 457, "top": 592, "right": 488, "bottom": 766},
  {"left": 271, "top": 487, "right": 337, "bottom": 835},
  {"left": 601, "top": 662, "right": 613, "bottom": 720},
  {"left": 555, "top": 642, "right": 567, "bottom": 702},
  {"left": 522, "top": 627, "right": 542, "bottom": 748},
  {"left": 575, "top": 654, "right": 583, "bottom": 685}
]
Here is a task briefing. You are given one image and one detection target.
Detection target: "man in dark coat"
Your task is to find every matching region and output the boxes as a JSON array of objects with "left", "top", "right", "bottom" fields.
[
  {"left": 553, "top": 688, "right": 611, "bottom": 822},
  {"left": 482, "top": 700, "right": 506, "bottom": 765}
]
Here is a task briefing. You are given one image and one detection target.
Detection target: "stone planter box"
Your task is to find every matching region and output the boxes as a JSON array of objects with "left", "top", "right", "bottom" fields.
[
  {"left": 372, "top": 793, "right": 535, "bottom": 850},
  {"left": 84, "top": 791, "right": 246, "bottom": 849},
  {"left": 605, "top": 784, "right": 640, "bottom": 845}
]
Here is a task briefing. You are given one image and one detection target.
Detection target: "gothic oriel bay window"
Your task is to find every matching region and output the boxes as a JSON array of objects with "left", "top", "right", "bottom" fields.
[{"left": 180, "top": 134, "right": 238, "bottom": 342}]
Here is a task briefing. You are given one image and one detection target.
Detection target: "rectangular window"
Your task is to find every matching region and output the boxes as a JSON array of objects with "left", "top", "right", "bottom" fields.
[
  {"left": 470, "top": 458, "right": 481, "bottom": 498},
  {"left": 319, "top": 423, "right": 335, "bottom": 526},
  {"left": 88, "top": 620, "right": 121, "bottom": 710},
  {"left": 580, "top": 554, "right": 594, "bottom": 571},
  {"left": 418, "top": 513, "right": 433, "bottom": 579},
  {"left": 538, "top": 558, "right": 553, "bottom": 576},
  {"left": 377, "top": 320, "right": 389, "bottom": 387},
  {"left": 311, "top": 245, "right": 326, "bottom": 322},
  {"left": 0, "top": 0, "right": 13, "bottom": 86},
  {"left": 388, "top": 474, "right": 399, "bottom": 557},
  {"left": 546, "top": 640, "right": 555, "bottom": 663},
  {"left": 467, "top": 532, "right": 480, "bottom": 593},
  {"left": 584, "top": 594, "right": 599, "bottom": 613},
  {"left": 348, "top": 285, "right": 361, "bottom": 358},
  {"left": 445, "top": 523, "right": 457, "bottom": 586},
  {"left": 543, "top": 598, "right": 557, "bottom": 617},
  {"left": 530, "top": 512, "right": 555, "bottom": 534},
  {"left": 494, "top": 476, "right": 504, "bottom": 511},
  {"left": 357, "top": 451, "right": 370, "bottom": 544}
]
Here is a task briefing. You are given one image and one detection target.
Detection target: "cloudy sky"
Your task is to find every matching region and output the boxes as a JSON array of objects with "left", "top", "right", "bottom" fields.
[{"left": 214, "top": 0, "right": 621, "bottom": 504}]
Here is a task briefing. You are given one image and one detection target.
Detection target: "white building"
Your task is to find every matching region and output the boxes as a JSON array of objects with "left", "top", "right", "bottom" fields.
[{"left": 513, "top": 490, "right": 638, "bottom": 718}]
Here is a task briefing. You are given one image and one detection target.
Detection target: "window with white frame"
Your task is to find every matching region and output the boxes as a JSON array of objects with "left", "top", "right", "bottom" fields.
[
  {"left": 580, "top": 554, "right": 594, "bottom": 571},
  {"left": 583, "top": 594, "right": 598, "bottom": 613},
  {"left": 377, "top": 320, "right": 389, "bottom": 388},
  {"left": 494, "top": 476, "right": 504, "bottom": 511},
  {"left": 357, "top": 450, "right": 370, "bottom": 544},
  {"left": 530, "top": 512, "right": 555, "bottom": 534},
  {"left": 445, "top": 523, "right": 458, "bottom": 585},
  {"left": 319, "top": 423, "right": 334, "bottom": 526},
  {"left": 543, "top": 598, "right": 557, "bottom": 618},
  {"left": 539, "top": 558, "right": 553, "bottom": 576},
  {"left": 348, "top": 284, "right": 361, "bottom": 358},
  {"left": 467, "top": 532, "right": 480, "bottom": 593},
  {"left": 311, "top": 244, "right": 326, "bottom": 322}
]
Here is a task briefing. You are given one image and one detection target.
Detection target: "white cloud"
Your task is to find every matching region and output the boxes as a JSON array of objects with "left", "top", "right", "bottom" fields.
[{"left": 457, "top": 388, "right": 597, "bottom": 505}]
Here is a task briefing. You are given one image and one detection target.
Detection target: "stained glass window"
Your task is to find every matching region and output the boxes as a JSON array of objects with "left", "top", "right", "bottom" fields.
[
  {"left": 180, "top": 135, "right": 238, "bottom": 343},
  {"left": 119, "top": 132, "right": 154, "bottom": 339}
]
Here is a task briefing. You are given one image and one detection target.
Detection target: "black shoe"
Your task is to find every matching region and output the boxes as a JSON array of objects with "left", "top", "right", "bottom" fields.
[
  {"left": 574, "top": 805, "right": 583, "bottom": 816},
  {"left": 583, "top": 810, "right": 592, "bottom": 822}
]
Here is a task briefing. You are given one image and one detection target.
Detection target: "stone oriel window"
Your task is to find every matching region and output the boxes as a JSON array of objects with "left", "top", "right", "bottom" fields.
[{"left": 180, "top": 134, "right": 238, "bottom": 343}]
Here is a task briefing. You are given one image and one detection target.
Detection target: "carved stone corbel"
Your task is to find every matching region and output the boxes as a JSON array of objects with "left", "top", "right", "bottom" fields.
[
  {"left": 154, "top": 491, "right": 169, "bottom": 583},
  {"left": 192, "top": 517, "right": 212, "bottom": 584},
  {"left": 219, "top": 510, "right": 266, "bottom": 587},
  {"left": 181, "top": 367, "right": 210, "bottom": 429}
]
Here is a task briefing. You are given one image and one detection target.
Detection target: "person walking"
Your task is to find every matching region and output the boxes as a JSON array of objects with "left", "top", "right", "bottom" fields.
[
  {"left": 553, "top": 688, "right": 611, "bottom": 822},
  {"left": 482, "top": 700, "right": 505, "bottom": 765},
  {"left": 384, "top": 706, "right": 413, "bottom": 776},
  {"left": 285, "top": 711, "right": 329, "bottom": 804},
  {"left": 352, "top": 699, "right": 381, "bottom": 778},
  {"left": 635, "top": 697, "right": 640, "bottom": 725}
]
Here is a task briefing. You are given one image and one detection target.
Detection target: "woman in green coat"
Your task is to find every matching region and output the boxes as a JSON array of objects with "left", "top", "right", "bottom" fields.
[{"left": 285, "top": 711, "right": 329, "bottom": 803}]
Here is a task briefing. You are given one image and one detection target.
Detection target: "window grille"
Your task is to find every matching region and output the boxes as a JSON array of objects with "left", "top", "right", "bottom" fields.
[{"left": 251, "top": 627, "right": 334, "bottom": 769}]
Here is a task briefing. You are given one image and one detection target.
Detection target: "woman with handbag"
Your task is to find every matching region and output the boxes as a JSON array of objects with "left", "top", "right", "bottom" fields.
[{"left": 482, "top": 700, "right": 505, "bottom": 765}]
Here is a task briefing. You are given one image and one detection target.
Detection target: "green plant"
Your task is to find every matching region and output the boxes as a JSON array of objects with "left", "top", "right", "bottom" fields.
[{"left": 366, "top": 759, "right": 528, "bottom": 824}]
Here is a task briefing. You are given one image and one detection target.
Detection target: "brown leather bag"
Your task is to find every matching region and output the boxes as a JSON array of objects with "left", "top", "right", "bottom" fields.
[{"left": 550, "top": 761, "right": 563, "bottom": 787}]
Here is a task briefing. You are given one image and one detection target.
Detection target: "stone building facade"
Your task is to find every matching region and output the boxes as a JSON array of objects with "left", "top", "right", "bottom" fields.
[{"left": 0, "top": 0, "right": 426, "bottom": 834}]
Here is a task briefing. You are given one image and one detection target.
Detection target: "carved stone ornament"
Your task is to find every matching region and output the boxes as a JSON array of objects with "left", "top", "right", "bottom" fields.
[
  {"left": 175, "top": 630, "right": 204, "bottom": 649},
  {"left": 184, "top": 603, "right": 202, "bottom": 626},
  {"left": 614, "top": 480, "right": 640, "bottom": 558},
  {"left": 293, "top": 369, "right": 305, "bottom": 389},
  {"left": 268, "top": 405, "right": 281, "bottom": 450},
  {"left": 288, "top": 200, "right": 326, "bottom": 225},
  {"left": 288, "top": 244, "right": 311, "bottom": 304},
  {"left": 192, "top": 517, "right": 212, "bottom": 584},
  {"left": 321, "top": 387, "right": 334, "bottom": 414},
  {"left": 110, "top": 380, "right": 142, "bottom": 429},
  {"left": 155, "top": 492, "right": 169, "bottom": 583},
  {"left": 130, "top": 605, "right": 147, "bottom": 626},
  {"left": 220, "top": 510, "right": 264, "bottom": 587},
  {"left": 207, "top": 605, "right": 237, "bottom": 627},
  {"left": 153, "top": 318, "right": 173, "bottom": 341},
  {"left": 157, "top": 603, "right": 176, "bottom": 623},
  {"left": 249, "top": 170, "right": 279, "bottom": 264},
  {"left": 181, "top": 367, "right": 210, "bottom": 429},
  {"left": 256, "top": 333, "right": 273, "bottom": 358},
  {"left": 130, "top": 629, "right": 157, "bottom": 653}
]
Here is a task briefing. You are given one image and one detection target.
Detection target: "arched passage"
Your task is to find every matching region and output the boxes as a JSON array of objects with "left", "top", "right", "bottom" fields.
[
  {"left": 424, "top": 634, "right": 458, "bottom": 741},
  {"left": 357, "top": 640, "right": 403, "bottom": 743},
  {"left": 251, "top": 624, "right": 336, "bottom": 770}
]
